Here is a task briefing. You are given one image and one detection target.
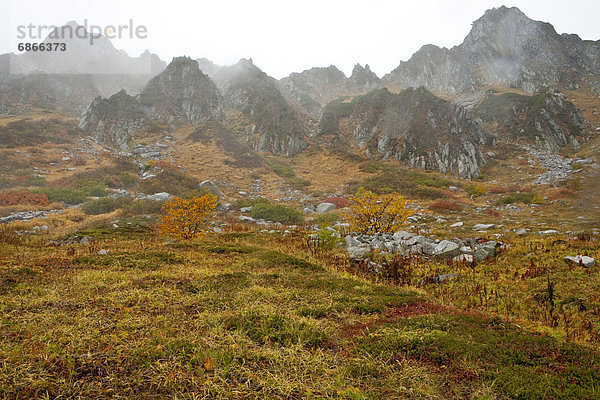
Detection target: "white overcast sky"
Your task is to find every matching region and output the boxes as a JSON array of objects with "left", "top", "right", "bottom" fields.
[{"left": 2, "top": 0, "right": 599, "bottom": 79}]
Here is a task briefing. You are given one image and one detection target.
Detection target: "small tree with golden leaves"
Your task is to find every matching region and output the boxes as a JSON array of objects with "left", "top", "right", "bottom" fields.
[
  {"left": 158, "top": 194, "right": 217, "bottom": 239},
  {"left": 343, "top": 188, "right": 413, "bottom": 235}
]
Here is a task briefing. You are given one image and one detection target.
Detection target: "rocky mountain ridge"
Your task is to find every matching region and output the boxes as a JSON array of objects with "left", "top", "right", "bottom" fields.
[
  {"left": 5, "top": 7, "right": 599, "bottom": 181},
  {"left": 384, "top": 6, "right": 600, "bottom": 95},
  {"left": 81, "top": 57, "right": 308, "bottom": 156}
]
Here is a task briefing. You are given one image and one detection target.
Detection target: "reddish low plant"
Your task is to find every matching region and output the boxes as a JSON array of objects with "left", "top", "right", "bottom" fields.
[
  {"left": 324, "top": 197, "right": 349, "bottom": 209},
  {"left": 428, "top": 200, "right": 462, "bottom": 212},
  {"left": 0, "top": 190, "right": 49, "bottom": 206},
  {"left": 490, "top": 185, "right": 520, "bottom": 194},
  {"left": 547, "top": 188, "right": 576, "bottom": 200},
  {"left": 484, "top": 208, "right": 501, "bottom": 218}
]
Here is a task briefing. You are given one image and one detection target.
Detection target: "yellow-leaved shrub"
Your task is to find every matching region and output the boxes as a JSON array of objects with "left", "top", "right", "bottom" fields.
[
  {"left": 343, "top": 189, "right": 413, "bottom": 235},
  {"left": 158, "top": 194, "right": 217, "bottom": 239}
]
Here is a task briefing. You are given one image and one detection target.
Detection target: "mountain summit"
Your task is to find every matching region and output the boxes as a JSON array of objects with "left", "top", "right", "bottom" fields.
[{"left": 384, "top": 6, "right": 600, "bottom": 94}]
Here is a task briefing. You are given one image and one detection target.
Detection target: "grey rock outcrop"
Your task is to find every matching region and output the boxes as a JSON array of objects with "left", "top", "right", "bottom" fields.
[
  {"left": 319, "top": 87, "right": 487, "bottom": 179},
  {"left": 348, "top": 64, "right": 381, "bottom": 91},
  {"left": 80, "top": 57, "right": 223, "bottom": 148},
  {"left": 473, "top": 89, "right": 584, "bottom": 152},
  {"left": 278, "top": 64, "right": 382, "bottom": 117},
  {"left": 344, "top": 231, "right": 505, "bottom": 265},
  {"left": 79, "top": 90, "right": 145, "bottom": 149}
]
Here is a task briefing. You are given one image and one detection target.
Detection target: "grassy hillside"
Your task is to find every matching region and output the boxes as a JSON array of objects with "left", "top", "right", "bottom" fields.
[{"left": 1, "top": 223, "right": 600, "bottom": 399}]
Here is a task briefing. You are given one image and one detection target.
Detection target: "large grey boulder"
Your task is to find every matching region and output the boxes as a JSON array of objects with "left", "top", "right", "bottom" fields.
[
  {"left": 198, "top": 180, "right": 219, "bottom": 198},
  {"left": 393, "top": 230, "right": 414, "bottom": 241},
  {"left": 348, "top": 245, "right": 370, "bottom": 259},
  {"left": 474, "top": 245, "right": 496, "bottom": 262},
  {"left": 433, "top": 240, "right": 460, "bottom": 259},
  {"left": 565, "top": 255, "right": 595, "bottom": 268},
  {"left": 316, "top": 202, "right": 337, "bottom": 213}
]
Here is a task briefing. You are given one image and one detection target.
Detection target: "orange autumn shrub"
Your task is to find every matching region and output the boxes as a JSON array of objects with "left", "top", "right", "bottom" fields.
[
  {"left": 0, "top": 190, "right": 49, "bottom": 206},
  {"left": 343, "top": 189, "right": 413, "bottom": 235},
  {"left": 158, "top": 194, "right": 218, "bottom": 239}
]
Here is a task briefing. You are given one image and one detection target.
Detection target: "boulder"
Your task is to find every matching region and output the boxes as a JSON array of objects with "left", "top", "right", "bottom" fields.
[
  {"left": 345, "top": 235, "right": 361, "bottom": 248},
  {"left": 403, "top": 237, "right": 419, "bottom": 246},
  {"left": 473, "top": 223, "right": 495, "bottom": 230},
  {"left": 430, "top": 273, "right": 459, "bottom": 284},
  {"left": 348, "top": 245, "right": 370, "bottom": 259},
  {"left": 80, "top": 236, "right": 95, "bottom": 245},
  {"left": 145, "top": 192, "right": 173, "bottom": 201},
  {"left": 564, "top": 255, "right": 595, "bottom": 268},
  {"left": 393, "top": 230, "right": 414, "bottom": 241},
  {"left": 407, "top": 244, "right": 423, "bottom": 255},
  {"left": 474, "top": 245, "right": 496, "bottom": 262},
  {"left": 422, "top": 241, "right": 437, "bottom": 256},
  {"left": 369, "top": 238, "right": 382, "bottom": 249},
  {"left": 198, "top": 180, "right": 219, "bottom": 198},
  {"left": 413, "top": 235, "right": 427, "bottom": 245},
  {"left": 450, "top": 222, "right": 464, "bottom": 227},
  {"left": 384, "top": 241, "right": 397, "bottom": 252},
  {"left": 540, "top": 230, "right": 559, "bottom": 234},
  {"left": 433, "top": 240, "right": 460, "bottom": 259},
  {"left": 316, "top": 202, "right": 337, "bottom": 213}
]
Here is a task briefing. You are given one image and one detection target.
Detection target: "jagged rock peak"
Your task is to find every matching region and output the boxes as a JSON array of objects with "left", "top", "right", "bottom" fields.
[
  {"left": 162, "top": 56, "right": 205, "bottom": 75},
  {"left": 349, "top": 63, "right": 381, "bottom": 90},
  {"left": 459, "top": 6, "right": 558, "bottom": 59},
  {"left": 350, "top": 63, "right": 378, "bottom": 80},
  {"left": 139, "top": 56, "right": 224, "bottom": 123}
]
